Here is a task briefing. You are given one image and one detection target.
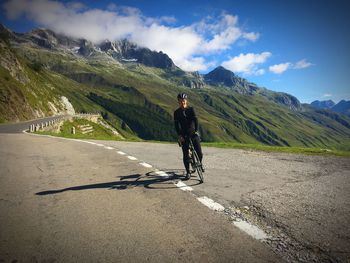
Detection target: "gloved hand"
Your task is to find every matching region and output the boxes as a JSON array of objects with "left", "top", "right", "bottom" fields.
[
  {"left": 178, "top": 135, "right": 185, "bottom": 146},
  {"left": 194, "top": 131, "right": 201, "bottom": 141}
]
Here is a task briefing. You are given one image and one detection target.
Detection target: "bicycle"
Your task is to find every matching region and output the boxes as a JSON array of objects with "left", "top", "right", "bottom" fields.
[
  {"left": 189, "top": 137, "right": 204, "bottom": 183},
  {"left": 179, "top": 136, "right": 204, "bottom": 183}
]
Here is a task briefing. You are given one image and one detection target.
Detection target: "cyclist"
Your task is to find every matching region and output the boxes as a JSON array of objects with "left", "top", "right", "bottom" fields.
[{"left": 174, "top": 93, "right": 203, "bottom": 180}]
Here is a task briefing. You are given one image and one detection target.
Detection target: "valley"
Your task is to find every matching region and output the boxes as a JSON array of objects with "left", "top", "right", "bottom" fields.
[{"left": 1, "top": 24, "right": 350, "bottom": 150}]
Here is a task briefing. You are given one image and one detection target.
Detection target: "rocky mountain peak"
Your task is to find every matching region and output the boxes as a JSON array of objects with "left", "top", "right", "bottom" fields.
[
  {"left": 7, "top": 24, "right": 176, "bottom": 70},
  {"left": 24, "top": 27, "right": 82, "bottom": 49},
  {"left": 0, "top": 24, "right": 11, "bottom": 35},
  {"left": 204, "top": 66, "right": 236, "bottom": 85},
  {"left": 99, "top": 39, "right": 137, "bottom": 56},
  {"left": 27, "top": 28, "right": 59, "bottom": 49},
  {"left": 0, "top": 24, "right": 19, "bottom": 43},
  {"left": 181, "top": 71, "right": 205, "bottom": 89},
  {"left": 97, "top": 38, "right": 175, "bottom": 69},
  {"left": 30, "top": 28, "right": 56, "bottom": 38},
  {"left": 274, "top": 93, "right": 301, "bottom": 111},
  {"left": 78, "top": 39, "right": 95, "bottom": 56},
  {"left": 204, "top": 66, "right": 258, "bottom": 94},
  {"left": 310, "top": 100, "right": 335, "bottom": 109}
]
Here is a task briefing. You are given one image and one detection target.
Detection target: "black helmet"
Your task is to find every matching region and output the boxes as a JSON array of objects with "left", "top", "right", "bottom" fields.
[{"left": 177, "top": 93, "right": 188, "bottom": 100}]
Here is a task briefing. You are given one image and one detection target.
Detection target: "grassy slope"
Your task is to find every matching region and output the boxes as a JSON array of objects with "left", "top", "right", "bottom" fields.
[
  {"left": 2, "top": 42, "right": 350, "bottom": 151},
  {"left": 36, "top": 118, "right": 124, "bottom": 141},
  {"left": 202, "top": 142, "right": 350, "bottom": 157}
]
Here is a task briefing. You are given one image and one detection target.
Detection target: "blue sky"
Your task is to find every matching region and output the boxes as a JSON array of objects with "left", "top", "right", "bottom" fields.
[{"left": 1, "top": 0, "right": 349, "bottom": 103}]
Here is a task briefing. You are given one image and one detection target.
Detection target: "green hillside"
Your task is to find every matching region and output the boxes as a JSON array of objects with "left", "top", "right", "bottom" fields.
[{"left": 1, "top": 26, "right": 350, "bottom": 151}]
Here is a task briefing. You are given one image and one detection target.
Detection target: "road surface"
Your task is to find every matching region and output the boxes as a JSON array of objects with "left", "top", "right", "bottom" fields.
[
  {"left": 0, "top": 116, "right": 64, "bottom": 133},
  {"left": 0, "top": 120, "right": 281, "bottom": 262},
  {"left": 92, "top": 140, "right": 350, "bottom": 262},
  {"left": 1, "top": 118, "right": 349, "bottom": 262}
]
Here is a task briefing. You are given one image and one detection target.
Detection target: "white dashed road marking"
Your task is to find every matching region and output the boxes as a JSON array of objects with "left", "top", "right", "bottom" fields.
[
  {"left": 197, "top": 196, "right": 225, "bottom": 211},
  {"left": 155, "top": 171, "right": 169, "bottom": 178},
  {"left": 78, "top": 140, "right": 270, "bottom": 241},
  {"left": 233, "top": 220, "right": 268, "bottom": 240},
  {"left": 175, "top": 181, "right": 193, "bottom": 191},
  {"left": 23, "top": 131, "right": 269, "bottom": 242},
  {"left": 104, "top": 146, "right": 114, "bottom": 150},
  {"left": 140, "top": 162, "right": 152, "bottom": 168}
]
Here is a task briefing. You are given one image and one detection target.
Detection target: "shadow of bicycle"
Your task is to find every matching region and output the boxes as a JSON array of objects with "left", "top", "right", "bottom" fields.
[{"left": 35, "top": 169, "right": 201, "bottom": 195}]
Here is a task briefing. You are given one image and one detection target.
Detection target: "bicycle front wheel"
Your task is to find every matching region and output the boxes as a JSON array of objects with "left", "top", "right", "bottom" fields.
[{"left": 192, "top": 148, "right": 204, "bottom": 183}]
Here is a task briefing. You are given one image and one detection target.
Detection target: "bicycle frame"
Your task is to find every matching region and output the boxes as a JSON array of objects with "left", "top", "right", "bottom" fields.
[{"left": 188, "top": 137, "right": 204, "bottom": 183}]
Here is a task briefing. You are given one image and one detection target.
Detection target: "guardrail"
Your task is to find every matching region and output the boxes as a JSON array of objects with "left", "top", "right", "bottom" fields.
[
  {"left": 28, "top": 113, "right": 101, "bottom": 133},
  {"left": 28, "top": 116, "right": 67, "bottom": 132}
]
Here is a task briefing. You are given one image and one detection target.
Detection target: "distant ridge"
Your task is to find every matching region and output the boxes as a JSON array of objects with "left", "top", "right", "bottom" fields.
[
  {"left": 310, "top": 100, "right": 335, "bottom": 109},
  {"left": 332, "top": 100, "right": 350, "bottom": 116},
  {"left": 310, "top": 99, "right": 350, "bottom": 116}
]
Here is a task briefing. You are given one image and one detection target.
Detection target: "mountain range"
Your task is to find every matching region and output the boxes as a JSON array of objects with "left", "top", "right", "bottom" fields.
[
  {"left": 310, "top": 100, "right": 350, "bottom": 117},
  {"left": 1, "top": 24, "right": 350, "bottom": 150}
]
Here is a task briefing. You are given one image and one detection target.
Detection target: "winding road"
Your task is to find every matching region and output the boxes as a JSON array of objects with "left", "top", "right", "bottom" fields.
[{"left": 1, "top": 118, "right": 349, "bottom": 262}]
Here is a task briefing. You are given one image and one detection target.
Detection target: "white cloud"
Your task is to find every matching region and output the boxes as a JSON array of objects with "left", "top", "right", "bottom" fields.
[
  {"left": 322, "top": 93, "right": 332, "bottom": 97},
  {"left": 269, "top": 63, "right": 291, "bottom": 74},
  {"left": 254, "top": 69, "right": 265, "bottom": 75},
  {"left": 242, "top": 32, "right": 260, "bottom": 41},
  {"left": 119, "top": 6, "right": 142, "bottom": 16},
  {"left": 195, "top": 14, "right": 259, "bottom": 53},
  {"left": 3, "top": 0, "right": 260, "bottom": 72},
  {"left": 194, "top": 14, "right": 238, "bottom": 35},
  {"left": 159, "top": 16, "right": 176, "bottom": 24},
  {"left": 130, "top": 24, "right": 202, "bottom": 69},
  {"left": 107, "top": 3, "right": 117, "bottom": 11},
  {"left": 67, "top": 2, "right": 85, "bottom": 11},
  {"left": 201, "top": 26, "right": 241, "bottom": 52},
  {"left": 269, "top": 59, "right": 314, "bottom": 74},
  {"left": 176, "top": 57, "right": 215, "bottom": 72},
  {"left": 294, "top": 59, "right": 314, "bottom": 69},
  {"left": 222, "top": 52, "right": 271, "bottom": 74}
]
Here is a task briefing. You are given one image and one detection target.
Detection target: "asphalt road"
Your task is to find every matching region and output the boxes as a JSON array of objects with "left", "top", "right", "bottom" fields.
[
  {"left": 0, "top": 132, "right": 281, "bottom": 262},
  {"left": 0, "top": 116, "right": 65, "bottom": 133},
  {"left": 96, "top": 140, "right": 350, "bottom": 262},
  {"left": 1, "top": 118, "right": 349, "bottom": 262}
]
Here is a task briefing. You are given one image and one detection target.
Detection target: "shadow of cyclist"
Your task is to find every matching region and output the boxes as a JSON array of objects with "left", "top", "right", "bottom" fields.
[{"left": 35, "top": 169, "right": 190, "bottom": 195}]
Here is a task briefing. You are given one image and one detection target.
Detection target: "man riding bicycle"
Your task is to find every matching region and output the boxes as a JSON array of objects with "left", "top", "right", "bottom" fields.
[{"left": 174, "top": 93, "right": 203, "bottom": 180}]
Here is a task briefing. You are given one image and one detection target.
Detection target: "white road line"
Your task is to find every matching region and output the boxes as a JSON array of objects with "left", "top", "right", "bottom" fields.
[
  {"left": 233, "top": 220, "right": 268, "bottom": 240},
  {"left": 197, "top": 196, "right": 225, "bottom": 211},
  {"left": 175, "top": 181, "right": 193, "bottom": 191},
  {"left": 140, "top": 162, "right": 152, "bottom": 168},
  {"left": 23, "top": 129, "right": 271, "bottom": 243},
  {"left": 155, "top": 171, "right": 169, "bottom": 177},
  {"left": 104, "top": 146, "right": 114, "bottom": 150}
]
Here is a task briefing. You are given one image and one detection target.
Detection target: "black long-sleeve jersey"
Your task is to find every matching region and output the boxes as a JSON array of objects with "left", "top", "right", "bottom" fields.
[{"left": 173, "top": 106, "right": 198, "bottom": 136}]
